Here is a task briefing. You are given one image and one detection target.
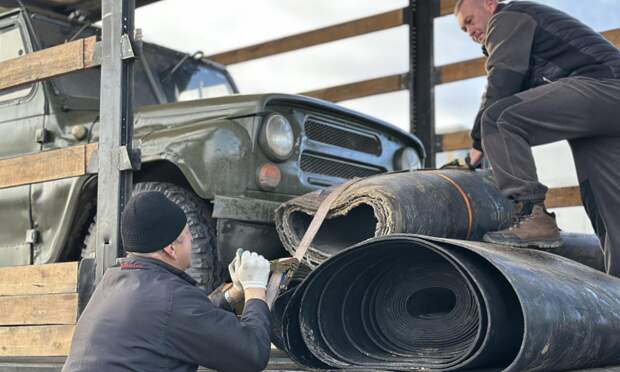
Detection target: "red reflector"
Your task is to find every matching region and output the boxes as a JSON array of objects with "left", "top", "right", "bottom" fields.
[{"left": 257, "top": 163, "right": 281, "bottom": 190}]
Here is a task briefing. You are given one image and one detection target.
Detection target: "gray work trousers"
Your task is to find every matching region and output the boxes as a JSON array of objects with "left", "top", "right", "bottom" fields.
[{"left": 480, "top": 76, "right": 620, "bottom": 277}]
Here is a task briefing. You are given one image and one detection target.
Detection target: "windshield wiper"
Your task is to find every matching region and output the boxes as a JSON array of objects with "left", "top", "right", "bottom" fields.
[{"left": 161, "top": 51, "right": 204, "bottom": 83}]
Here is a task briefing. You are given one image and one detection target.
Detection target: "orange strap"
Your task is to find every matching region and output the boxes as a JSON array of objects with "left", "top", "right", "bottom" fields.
[{"left": 431, "top": 172, "right": 475, "bottom": 240}]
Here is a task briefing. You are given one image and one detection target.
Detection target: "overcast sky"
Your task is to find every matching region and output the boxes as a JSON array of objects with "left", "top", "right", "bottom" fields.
[{"left": 135, "top": 0, "right": 620, "bottom": 233}]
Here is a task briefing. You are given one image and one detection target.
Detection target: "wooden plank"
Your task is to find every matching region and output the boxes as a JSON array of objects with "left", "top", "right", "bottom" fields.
[
  {"left": 439, "top": 0, "right": 457, "bottom": 17},
  {"left": 438, "top": 57, "right": 486, "bottom": 84},
  {"left": 0, "top": 325, "right": 75, "bottom": 357},
  {"left": 0, "top": 145, "right": 89, "bottom": 189},
  {"left": 301, "top": 74, "right": 405, "bottom": 102},
  {"left": 439, "top": 129, "right": 471, "bottom": 151},
  {"left": 602, "top": 29, "right": 620, "bottom": 48},
  {"left": 0, "top": 36, "right": 96, "bottom": 91},
  {"left": 208, "top": 9, "right": 404, "bottom": 65},
  {"left": 0, "top": 262, "right": 78, "bottom": 296},
  {"left": 298, "top": 28, "right": 619, "bottom": 100},
  {"left": 547, "top": 186, "right": 581, "bottom": 209},
  {"left": 437, "top": 28, "right": 620, "bottom": 84},
  {"left": 0, "top": 293, "right": 77, "bottom": 326}
]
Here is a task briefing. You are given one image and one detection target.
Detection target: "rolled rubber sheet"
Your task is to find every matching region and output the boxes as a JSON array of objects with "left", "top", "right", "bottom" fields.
[
  {"left": 276, "top": 235, "right": 620, "bottom": 371},
  {"left": 275, "top": 169, "right": 604, "bottom": 270}
]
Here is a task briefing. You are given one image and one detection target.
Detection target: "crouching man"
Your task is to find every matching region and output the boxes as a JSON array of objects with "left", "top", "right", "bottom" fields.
[{"left": 62, "top": 192, "right": 272, "bottom": 372}]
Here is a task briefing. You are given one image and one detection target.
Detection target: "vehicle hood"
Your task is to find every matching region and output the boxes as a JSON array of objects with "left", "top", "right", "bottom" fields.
[{"left": 134, "top": 93, "right": 425, "bottom": 157}]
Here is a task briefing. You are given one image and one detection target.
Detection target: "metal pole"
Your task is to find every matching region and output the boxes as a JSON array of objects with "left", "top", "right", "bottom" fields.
[
  {"left": 96, "top": 0, "right": 135, "bottom": 282},
  {"left": 408, "top": 0, "right": 436, "bottom": 168}
]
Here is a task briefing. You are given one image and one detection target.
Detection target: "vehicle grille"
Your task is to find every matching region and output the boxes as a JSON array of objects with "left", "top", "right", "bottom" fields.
[
  {"left": 300, "top": 153, "right": 383, "bottom": 179},
  {"left": 304, "top": 116, "right": 381, "bottom": 155}
]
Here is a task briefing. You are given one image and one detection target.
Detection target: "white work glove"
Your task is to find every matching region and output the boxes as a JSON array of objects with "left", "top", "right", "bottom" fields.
[
  {"left": 237, "top": 251, "right": 271, "bottom": 290},
  {"left": 228, "top": 248, "right": 244, "bottom": 291}
]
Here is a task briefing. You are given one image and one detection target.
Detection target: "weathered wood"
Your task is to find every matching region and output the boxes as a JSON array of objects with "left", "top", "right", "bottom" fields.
[
  {"left": 439, "top": 129, "right": 471, "bottom": 151},
  {"left": 438, "top": 57, "right": 486, "bottom": 84},
  {"left": 0, "top": 143, "right": 98, "bottom": 189},
  {"left": 547, "top": 186, "right": 582, "bottom": 209},
  {"left": 602, "top": 29, "right": 620, "bottom": 48},
  {"left": 295, "top": 27, "right": 618, "bottom": 101},
  {"left": 437, "top": 28, "right": 620, "bottom": 84},
  {"left": 0, "top": 36, "right": 96, "bottom": 91},
  {"left": 0, "top": 262, "right": 78, "bottom": 296},
  {"left": 208, "top": 9, "right": 404, "bottom": 65},
  {"left": 439, "top": 0, "right": 457, "bottom": 17},
  {"left": 0, "top": 325, "right": 75, "bottom": 357},
  {"left": 0, "top": 293, "right": 77, "bottom": 326},
  {"left": 301, "top": 74, "right": 405, "bottom": 102}
]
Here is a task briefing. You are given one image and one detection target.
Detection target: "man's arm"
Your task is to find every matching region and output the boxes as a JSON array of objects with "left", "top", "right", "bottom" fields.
[
  {"left": 470, "top": 10, "right": 537, "bottom": 155},
  {"left": 208, "top": 282, "right": 247, "bottom": 312},
  {"left": 166, "top": 286, "right": 271, "bottom": 372}
]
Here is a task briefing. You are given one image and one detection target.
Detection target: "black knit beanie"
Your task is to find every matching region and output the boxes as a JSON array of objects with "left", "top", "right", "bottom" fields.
[{"left": 121, "top": 192, "right": 187, "bottom": 253}]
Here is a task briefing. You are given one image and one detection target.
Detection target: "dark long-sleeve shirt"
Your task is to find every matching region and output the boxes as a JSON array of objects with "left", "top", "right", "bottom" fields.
[
  {"left": 471, "top": 1, "right": 620, "bottom": 150},
  {"left": 62, "top": 256, "right": 271, "bottom": 372}
]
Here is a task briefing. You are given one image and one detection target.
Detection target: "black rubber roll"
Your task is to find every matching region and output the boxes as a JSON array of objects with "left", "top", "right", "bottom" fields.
[
  {"left": 275, "top": 169, "right": 514, "bottom": 267},
  {"left": 280, "top": 235, "right": 620, "bottom": 371},
  {"left": 275, "top": 169, "right": 606, "bottom": 271}
]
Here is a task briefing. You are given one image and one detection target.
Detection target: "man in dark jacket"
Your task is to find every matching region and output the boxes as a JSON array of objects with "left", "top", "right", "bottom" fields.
[
  {"left": 62, "top": 192, "right": 272, "bottom": 372},
  {"left": 455, "top": 0, "right": 620, "bottom": 276}
]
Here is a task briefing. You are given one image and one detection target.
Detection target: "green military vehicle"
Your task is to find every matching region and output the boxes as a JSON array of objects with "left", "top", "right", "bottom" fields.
[{"left": 0, "top": 3, "right": 425, "bottom": 291}]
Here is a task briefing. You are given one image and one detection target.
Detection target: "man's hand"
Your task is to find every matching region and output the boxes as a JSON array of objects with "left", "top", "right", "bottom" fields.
[
  {"left": 468, "top": 148, "right": 484, "bottom": 168},
  {"left": 228, "top": 248, "right": 244, "bottom": 291},
  {"left": 238, "top": 251, "right": 271, "bottom": 302}
]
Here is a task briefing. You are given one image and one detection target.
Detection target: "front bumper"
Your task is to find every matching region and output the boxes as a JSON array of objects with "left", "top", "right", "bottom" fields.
[{"left": 213, "top": 195, "right": 287, "bottom": 269}]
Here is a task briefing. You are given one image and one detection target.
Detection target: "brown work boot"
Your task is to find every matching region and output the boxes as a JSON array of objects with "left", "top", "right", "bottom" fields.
[{"left": 483, "top": 202, "right": 562, "bottom": 249}]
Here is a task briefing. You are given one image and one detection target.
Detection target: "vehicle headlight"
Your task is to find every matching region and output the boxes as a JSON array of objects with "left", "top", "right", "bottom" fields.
[
  {"left": 260, "top": 114, "right": 295, "bottom": 161},
  {"left": 395, "top": 147, "right": 422, "bottom": 170}
]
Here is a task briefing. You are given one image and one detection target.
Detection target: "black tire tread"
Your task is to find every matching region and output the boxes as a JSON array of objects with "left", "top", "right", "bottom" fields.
[{"left": 81, "top": 182, "right": 223, "bottom": 291}]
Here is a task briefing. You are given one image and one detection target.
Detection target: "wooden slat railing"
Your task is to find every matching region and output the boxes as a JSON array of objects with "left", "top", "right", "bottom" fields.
[
  {"left": 0, "top": 36, "right": 96, "bottom": 91},
  {"left": 0, "top": 144, "right": 97, "bottom": 190},
  {"left": 207, "top": 9, "right": 405, "bottom": 65},
  {"left": 299, "top": 28, "right": 620, "bottom": 102},
  {"left": 301, "top": 74, "right": 407, "bottom": 102},
  {"left": 547, "top": 186, "right": 581, "bottom": 209},
  {"left": 440, "top": 0, "right": 457, "bottom": 17},
  {"left": 207, "top": 0, "right": 460, "bottom": 66},
  {"left": 0, "top": 263, "right": 79, "bottom": 357}
]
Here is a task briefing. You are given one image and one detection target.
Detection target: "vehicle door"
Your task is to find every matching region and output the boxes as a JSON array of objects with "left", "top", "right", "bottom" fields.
[{"left": 0, "top": 12, "right": 46, "bottom": 266}]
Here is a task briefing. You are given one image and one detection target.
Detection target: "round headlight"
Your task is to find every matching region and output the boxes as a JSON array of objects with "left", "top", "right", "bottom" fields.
[
  {"left": 260, "top": 114, "right": 294, "bottom": 161},
  {"left": 395, "top": 147, "right": 422, "bottom": 170}
]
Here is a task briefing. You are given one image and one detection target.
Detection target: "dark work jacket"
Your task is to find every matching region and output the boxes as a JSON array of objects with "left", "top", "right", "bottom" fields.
[
  {"left": 62, "top": 256, "right": 271, "bottom": 372},
  {"left": 471, "top": 1, "right": 620, "bottom": 150}
]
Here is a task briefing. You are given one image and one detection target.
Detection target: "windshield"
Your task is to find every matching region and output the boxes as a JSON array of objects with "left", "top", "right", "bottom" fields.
[
  {"left": 31, "top": 14, "right": 237, "bottom": 107},
  {"left": 145, "top": 46, "right": 236, "bottom": 102}
]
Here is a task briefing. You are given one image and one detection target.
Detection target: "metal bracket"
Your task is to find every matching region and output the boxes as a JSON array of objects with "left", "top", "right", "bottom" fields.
[
  {"left": 400, "top": 72, "right": 411, "bottom": 90},
  {"left": 270, "top": 257, "right": 300, "bottom": 273},
  {"left": 86, "top": 148, "right": 99, "bottom": 174},
  {"left": 86, "top": 146, "right": 141, "bottom": 174},
  {"left": 25, "top": 229, "right": 39, "bottom": 244},
  {"left": 92, "top": 34, "right": 136, "bottom": 66},
  {"left": 35, "top": 128, "right": 52, "bottom": 144},
  {"left": 119, "top": 146, "right": 141, "bottom": 171}
]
